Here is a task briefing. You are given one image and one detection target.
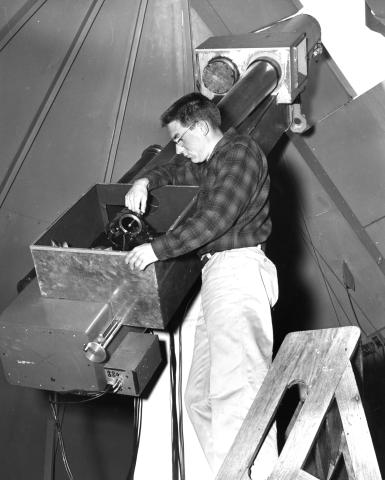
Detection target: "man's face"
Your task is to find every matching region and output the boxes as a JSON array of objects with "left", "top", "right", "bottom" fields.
[{"left": 168, "top": 120, "right": 210, "bottom": 164}]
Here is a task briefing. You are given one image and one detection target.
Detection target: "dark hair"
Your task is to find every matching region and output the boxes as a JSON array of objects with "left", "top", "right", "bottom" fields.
[{"left": 160, "top": 92, "right": 221, "bottom": 129}]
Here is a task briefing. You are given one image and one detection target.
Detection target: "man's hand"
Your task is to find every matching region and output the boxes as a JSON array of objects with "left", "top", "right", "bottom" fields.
[
  {"left": 125, "top": 243, "right": 158, "bottom": 271},
  {"left": 125, "top": 178, "right": 149, "bottom": 214}
]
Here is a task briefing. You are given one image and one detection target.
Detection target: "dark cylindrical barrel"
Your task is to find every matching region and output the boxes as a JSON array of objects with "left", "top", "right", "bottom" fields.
[
  {"left": 118, "top": 144, "right": 162, "bottom": 183},
  {"left": 218, "top": 59, "right": 280, "bottom": 131}
]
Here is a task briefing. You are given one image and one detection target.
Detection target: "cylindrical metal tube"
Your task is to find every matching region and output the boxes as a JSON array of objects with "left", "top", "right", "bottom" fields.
[
  {"left": 218, "top": 59, "right": 280, "bottom": 131},
  {"left": 84, "top": 319, "right": 123, "bottom": 363},
  {"left": 118, "top": 144, "right": 162, "bottom": 183}
]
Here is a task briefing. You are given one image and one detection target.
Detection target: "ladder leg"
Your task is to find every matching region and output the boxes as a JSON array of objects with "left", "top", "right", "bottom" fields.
[{"left": 335, "top": 364, "right": 381, "bottom": 480}]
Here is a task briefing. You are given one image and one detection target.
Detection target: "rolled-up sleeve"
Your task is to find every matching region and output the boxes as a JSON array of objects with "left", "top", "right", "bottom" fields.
[{"left": 146, "top": 155, "right": 198, "bottom": 189}]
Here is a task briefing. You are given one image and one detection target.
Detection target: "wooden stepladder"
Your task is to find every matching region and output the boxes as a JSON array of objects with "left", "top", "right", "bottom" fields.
[{"left": 216, "top": 326, "right": 382, "bottom": 480}]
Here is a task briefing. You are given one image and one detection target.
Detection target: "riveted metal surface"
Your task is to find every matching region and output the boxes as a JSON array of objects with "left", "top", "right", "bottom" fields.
[
  {"left": 0, "top": 281, "right": 162, "bottom": 396},
  {"left": 191, "top": 0, "right": 302, "bottom": 36}
]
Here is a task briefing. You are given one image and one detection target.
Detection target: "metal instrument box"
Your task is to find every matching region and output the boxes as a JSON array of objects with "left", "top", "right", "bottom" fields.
[
  {"left": 0, "top": 183, "right": 200, "bottom": 396},
  {"left": 30, "top": 183, "right": 200, "bottom": 329},
  {"left": 0, "top": 281, "right": 162, "bottom": 396}
]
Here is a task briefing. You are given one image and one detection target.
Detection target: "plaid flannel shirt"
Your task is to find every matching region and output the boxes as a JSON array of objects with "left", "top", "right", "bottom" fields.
[{"left": 147, "top": 128, "right": 272, "bottom": 261}]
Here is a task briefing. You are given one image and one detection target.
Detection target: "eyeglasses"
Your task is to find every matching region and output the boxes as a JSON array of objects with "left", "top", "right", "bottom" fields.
[{"left": 173, "top": 123, "right": 195, "bottom": 146}]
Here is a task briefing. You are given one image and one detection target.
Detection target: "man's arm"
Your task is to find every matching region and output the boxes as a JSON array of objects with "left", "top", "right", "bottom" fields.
[
  {"left": 125, "top": 242, "right": 158, "bottom": 271},
  {"left": 125, "top": 158, "right": 198, "bottom": 214},
  {"left": 123, "top": 158, "right": 199, "bottom": 270},
  {"left": 125, "top": 178, "right": 149, "bottom": 214}
]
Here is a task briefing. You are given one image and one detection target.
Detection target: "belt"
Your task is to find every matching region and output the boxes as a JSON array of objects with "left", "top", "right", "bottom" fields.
[
  {"left": 200, "top": 245, "right": 264, "bottom": 268},
  {"left": 200, "top": 252, "right": 213, "bottom": 267}
]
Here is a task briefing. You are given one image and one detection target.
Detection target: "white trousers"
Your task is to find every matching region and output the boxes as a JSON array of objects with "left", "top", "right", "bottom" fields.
[{"left": 184, "top": 246, "right": 279, "bottom": 479}]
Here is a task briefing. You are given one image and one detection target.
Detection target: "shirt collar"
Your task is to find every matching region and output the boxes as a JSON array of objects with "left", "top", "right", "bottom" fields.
[{"left": 206, "top": 127, "right": 238, "bottom": 162}]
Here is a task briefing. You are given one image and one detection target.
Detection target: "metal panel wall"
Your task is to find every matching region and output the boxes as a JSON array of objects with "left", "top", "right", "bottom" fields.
[
  {"left": 0, "top": 0, "right": 194, "bottom": 313},
  {"left": 272, "top": 81, "right": 385, "bottom": 341}
]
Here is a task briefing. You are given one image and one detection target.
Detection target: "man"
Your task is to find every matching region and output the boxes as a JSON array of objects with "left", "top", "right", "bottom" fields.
[{"left": 125, "top": 92, "right": 278, "bottom": 478}]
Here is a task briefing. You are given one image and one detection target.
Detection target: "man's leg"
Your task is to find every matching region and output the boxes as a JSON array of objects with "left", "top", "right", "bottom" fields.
[
  {"left": 200, "top": 247, "right": 278, "bottom": 476},
  {"left": 184, "top": 292, "right": 216, "bottom": 468}
]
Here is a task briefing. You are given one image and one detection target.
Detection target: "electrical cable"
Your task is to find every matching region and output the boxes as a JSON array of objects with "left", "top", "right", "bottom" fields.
[
  {"left": 52, "top": 399, "right": 67, "bottom": 479},
  {"left": 49, "top": 385, "right": 113, "bottom": 406},
  {"left": 177, "top": 324, "right": 185, "bottom": 480},
  {"left": 344, "top": 286, "right": 378, "bottom": 334},
  {"left": 125, "top": 328, "right": 154, "bottom": 479},
  {"left": 49, "top": 393, "right": 75, "bottom": 480},
  {"left": 47, "top": 384, "right": 115, "bottom": 479},
  {"left": 301, "top": 230, "right": 368, "bottom": 331},
  {"left": 345, "top": 288, "right": 367, "bottom": 333},
  {"left": 300, "top": 215, "right": 342, "bottom": 326},
  {"left": 307, "top": 236, "right": 377, "bottom": 335},
  {"left": 170, "top": 290, "right": 199, "bottom": 480},
  {"left": 162, "top": 284, "right": 199, "bottom": 480},
  {"left": 300, "top": 213, "right": 379, "bottom": 336},
  {"left": 126, "top": 396, "right": 143, "bottom": 480},
  {"left": 169, "top": 331, "right": 180, "bottom": 479},
  {"left": 134, "top": 397, "right": 143, "bottom": 461},
  {"left": 301, "top": 231, "right": 350, "bottom": 325},
  {"left": 168, "top": 326, "right": 188, "bottom": 480}
]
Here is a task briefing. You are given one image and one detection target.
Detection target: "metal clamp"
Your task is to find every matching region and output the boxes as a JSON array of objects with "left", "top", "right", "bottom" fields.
[{"left": 289, "top": 103, "right": 309, "bottom": 133}]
